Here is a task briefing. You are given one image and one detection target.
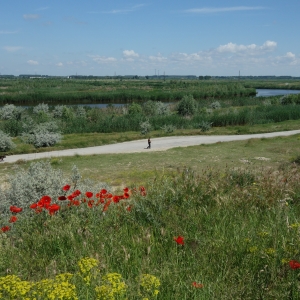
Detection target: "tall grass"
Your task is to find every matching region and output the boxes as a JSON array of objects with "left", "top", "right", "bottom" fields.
[
  {"left": 1, "top": 165, "right": 300, "bottom": 299},
  {"left": 0, "top": 79, "right": 256, "bottom": 105}
]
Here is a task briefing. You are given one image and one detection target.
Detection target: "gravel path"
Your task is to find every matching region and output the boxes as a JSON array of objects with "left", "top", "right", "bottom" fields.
[{"left": 2, "top": 130, "right": 300, "bottom": 164}]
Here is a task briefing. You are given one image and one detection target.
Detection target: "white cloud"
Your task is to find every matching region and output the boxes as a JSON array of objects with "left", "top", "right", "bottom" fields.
[
  {"left": 285, "top": 52, "right": 295, "bottom": 59},
  {"left": 98, "top": 4, "right": 146, "bottom": 14},
  {"left": 216, "top": 40, "right": 277, "bottom": 55},
  {"left": 23, "top": 14, "right": 40, "bottom": 20},
  {"left": 149, "top": 54, "right": 168, "bottom": 62},
  {"left": 184, "top": 6, "right": 265, "bottom": 13},
  {"left": 123, "top": 50, "right": 139, "bottom": 59},
  {"left": 273, "top": 52, "right": 299, "bottom": 66},
  {"left": 89, "top": 55, "right": 117, "bottom": 63},
  {"left": 56, "top": 62, "right": 63, "bottom": 67},
  {"left": 3, "top": 46, "right": 22, "bottom": 52},
  {"left": 36, "top": 7, "right": 49, "bottom": 11},
  {"left": 170, "top": 52, "right": 212, "bottom": 64},
  {"left": 27, "top": 60, "right": 39, "bottom": 65},
  {"left": 0, "top": 30, "right": 18, "bottom": 34}
]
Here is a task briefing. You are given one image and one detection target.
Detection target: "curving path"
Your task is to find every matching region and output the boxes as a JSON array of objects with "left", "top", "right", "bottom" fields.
[{"left": 2, "top": 130, "right": 300, "bottom": 164}]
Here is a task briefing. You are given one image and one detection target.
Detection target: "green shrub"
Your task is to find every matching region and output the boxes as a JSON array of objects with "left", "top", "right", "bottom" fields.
[
  {"left": 177, "top": 95, "right": 197, "bottom": 116},
  {"left": 161, "top": 124, "right": 176, "bottom": 133},
  {"left": 3, "top": 119, "right": 23, "bottom": 137},
  {"left": 128, "top": 102, "right": 143, "bottom": 115},
  {"left": 198, "top": 121, "right": 213, "bottom": 132}
]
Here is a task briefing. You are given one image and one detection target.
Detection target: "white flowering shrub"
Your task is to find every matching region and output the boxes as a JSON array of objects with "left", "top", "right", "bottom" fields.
[
  {"left": 76, "top": 106, "right": 87, "bottom": 118},
  {"left": 21, "top": 119, "right": 61, "bottom": 148},
  {"left": 161, "top": 124, "right": 176, "bottom": 133},
  {"left": 33, "top": 103, "right": 49, "bottom": 114},
  {"left": 0, "top": 130, "right": 16, "bottom": 152},
  {"left": 21, "top": 129, "right": 61, "bottom": 147},
  {"left": 156, "top": 101, "right": 170, "bottom": 115},
  {"left": 140, "top": 120, "right": 152, "bottom": 135},
  {"left": 143, "top": 101, "right": 170, "bottom": 116},
  {"left": 0, "top": 161, "right": 110, "bottom": 215},
  {"left": 0, "top": 104, "right": 24, "bottom": 120},
  {"left": 210, "top": 101, "right": 221, "bottom": 109},
  {"left": 52, "top": 105, "right": 66, "bottom": 118},
  {"left": 36, "top": 121, "right": 60, "bottom": 133}
]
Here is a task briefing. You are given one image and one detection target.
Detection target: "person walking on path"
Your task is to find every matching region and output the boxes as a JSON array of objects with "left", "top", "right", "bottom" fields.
[{"left": 147, "top": 138, "right": 151, "bottom": 149}]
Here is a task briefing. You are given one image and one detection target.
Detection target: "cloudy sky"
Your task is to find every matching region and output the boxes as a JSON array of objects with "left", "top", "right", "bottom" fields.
[{"left": 1, "top": 0, "right": 299, "bottom": 76}]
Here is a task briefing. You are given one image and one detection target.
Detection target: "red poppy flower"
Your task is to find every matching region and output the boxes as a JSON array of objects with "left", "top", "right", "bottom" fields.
[
  {"left": 123, "top": 187, "right": 129, "bottom": 193},
  {"left": 58, "top": 196, "right": 67, "bottom": 201},
  {"left": 40, "top": 195, "right": 51, "bottom": 203},
  {"left": 139, "top": 186, "right": 147, "bottom": 196},
  {"left": 30, "top": 203, "right": 38, "bottom": 209},
  {"left": 85, "top": 191, "right": 93, "bottom": 198},
  {"left": 73, "top": 190, "right": 81, "bottom": 197},
  {"left": 1, "top": 226, "right": 10, "bottom": 232},
  {"left": 72, "top": 200, "right": 80, "bottom": 206},
  {"left": 126, "top": 206, "right": 132, "bottom": 211},
  {"left": 9, "top": 216, "right": 18, "bottom": 223},
  {"left": 96, "top": 198, "right": 105, "bottom": 206},
  {"left": 123, "top": 192, "right": 130, "bottom": 199},
  {"left": 47, "top": 204, "right": 60, "bottom": 215},
  {"left": 103, "top": 200, "right": 112, "bottom": 212},
  {"left": 10, "top": 206, "right": 23, "bottom": 213},
  {"left": 174, "top": 236, "right": 185, "bottom": 245},
  {"left": 88, "top": 200, "right": 94, "bottom": 208},
  {"left": 67, "top": 195, "right": 74, "bottom": 200},
  {"left": 62, "top": 184, "right": 71, "bottom": 191},
  {"left": 38, "top": 196, "right": 52, "bottom": 208},
  {"left": 192, "top": 282, "right": 204, "bottom": 288},
  {"left": 112, "top": 195, "right": 121, "bottom": 203},
  {"left": 100, "top": 189, "right": 107, "bottom": 195},
  {"left": 289, "top": 260, "right": 300, "bottom": 269}
]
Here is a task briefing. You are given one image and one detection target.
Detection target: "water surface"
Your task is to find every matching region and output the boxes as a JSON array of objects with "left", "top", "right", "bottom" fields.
[{"left": 256, "top": 89, "right": 300, "bottom": 97}]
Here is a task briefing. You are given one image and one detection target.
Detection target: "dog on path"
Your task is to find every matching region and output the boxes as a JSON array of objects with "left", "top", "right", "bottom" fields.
[{"left": 0, "top": 155, "right": 6, "bottom": 162}]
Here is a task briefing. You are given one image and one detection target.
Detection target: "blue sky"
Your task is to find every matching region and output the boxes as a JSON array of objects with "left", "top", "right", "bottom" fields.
[{"left": 1, "top": 0, "right": 299, "bottom": 76}]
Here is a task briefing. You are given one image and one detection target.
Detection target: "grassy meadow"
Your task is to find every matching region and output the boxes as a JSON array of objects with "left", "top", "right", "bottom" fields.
[
  {"left": 1, "top": 78, "right": 300, "bottom": 299},
  {"left": 1, "top": 128, "right": 300, "bottom": 299}
]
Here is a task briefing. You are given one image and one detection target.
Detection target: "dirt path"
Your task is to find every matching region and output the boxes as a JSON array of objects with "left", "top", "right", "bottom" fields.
[{"left": 2, "top": 130, "right": 300, "bottom": 164}]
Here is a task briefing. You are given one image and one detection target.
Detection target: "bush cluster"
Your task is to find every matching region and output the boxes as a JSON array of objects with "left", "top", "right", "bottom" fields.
[
  {"left": 0, "top": 130, "right": 15, "bottom": 152},
  {"left": 0, "top": 161, "right": 110, "bottom": 215}
]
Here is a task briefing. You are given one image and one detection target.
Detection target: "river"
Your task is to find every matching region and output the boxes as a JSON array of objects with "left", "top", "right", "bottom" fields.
[{"left": 256, "top": 89, "right": 300, "bottom": 97}]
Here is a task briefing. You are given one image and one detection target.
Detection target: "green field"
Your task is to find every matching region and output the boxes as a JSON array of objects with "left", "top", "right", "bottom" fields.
[{"left": 1, "top": 79, "right": 300, "bottom": 299}]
